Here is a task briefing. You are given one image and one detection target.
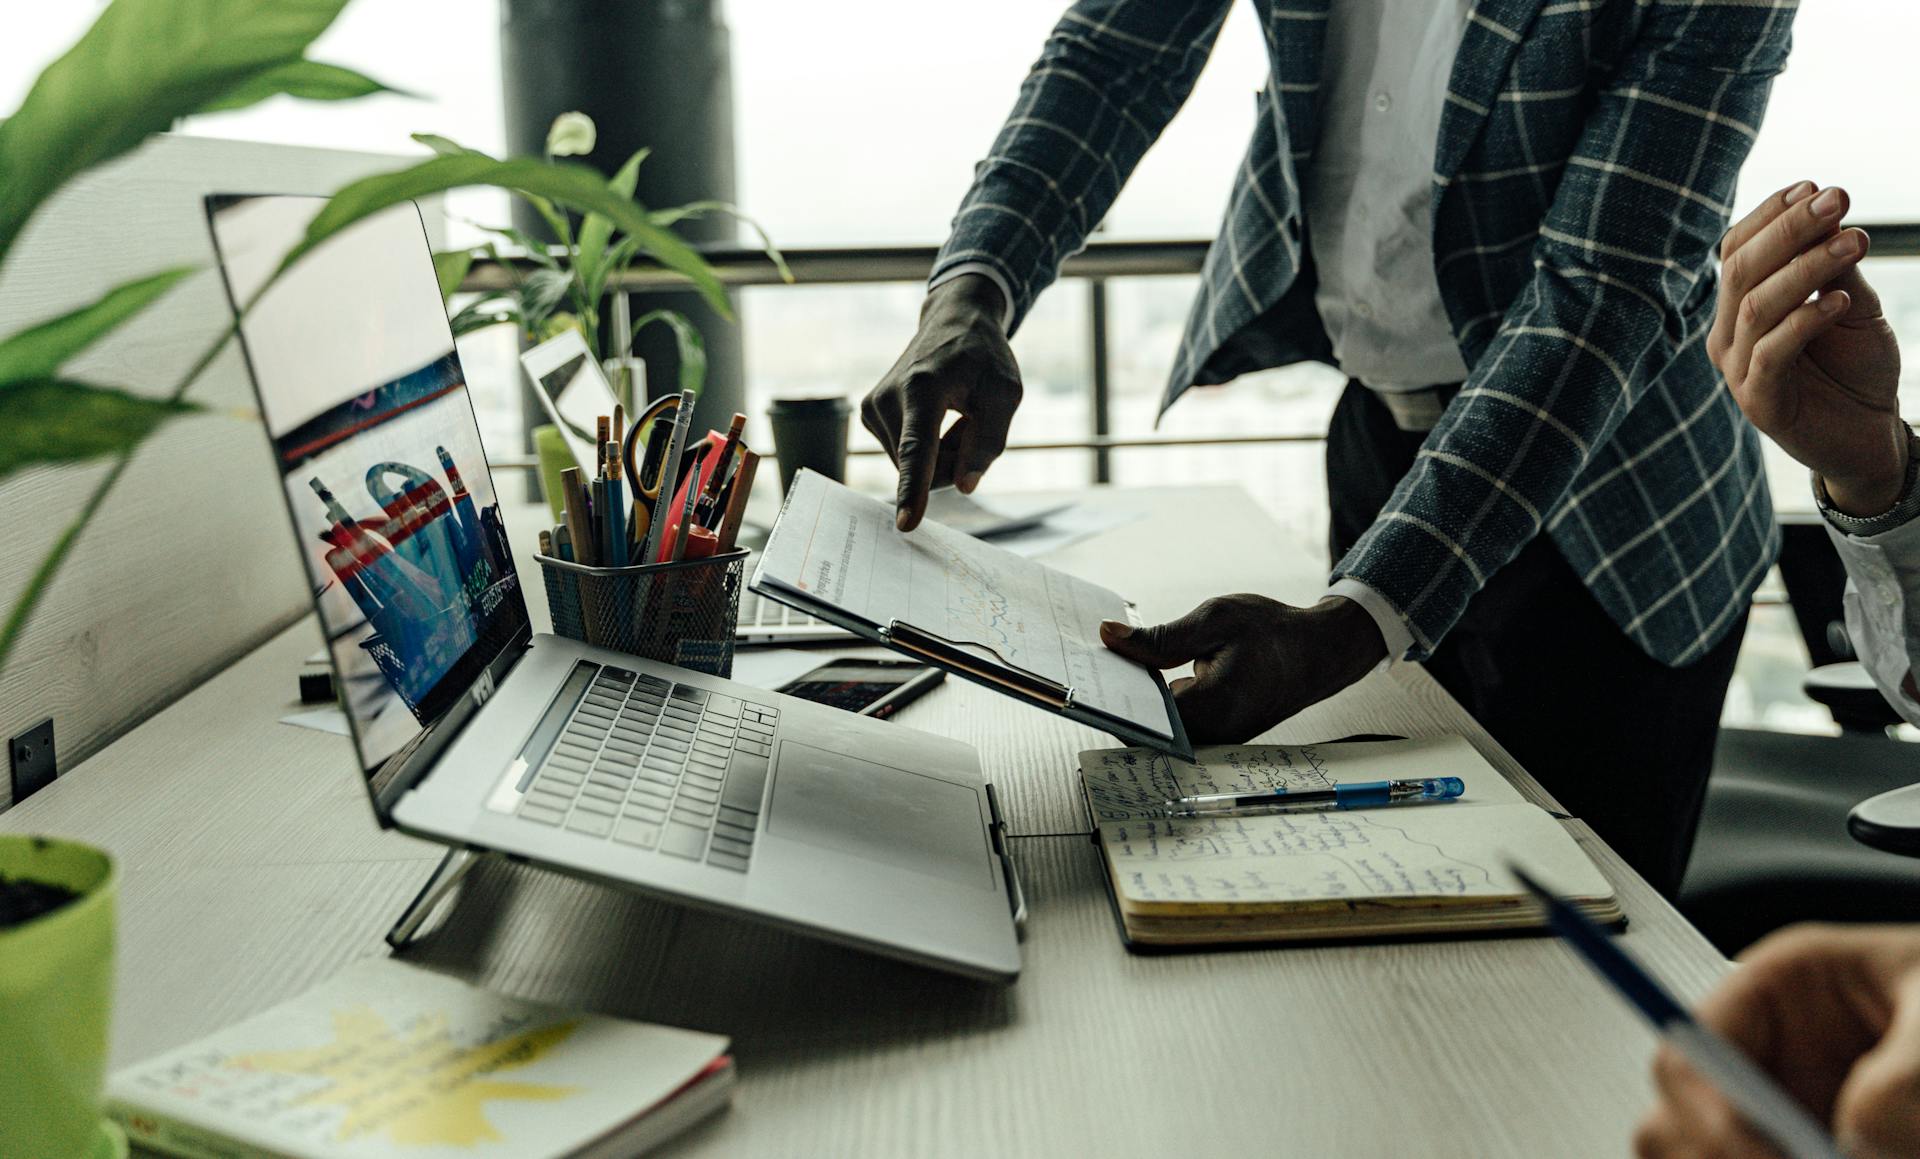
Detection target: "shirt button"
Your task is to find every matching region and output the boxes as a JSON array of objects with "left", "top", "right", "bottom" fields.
[
  {"left": 1374, "top": 91, "right": 1392, "bottom": 113},
  {"left": 1355, "top": 302, "right": 1375, "bottom": 319}
]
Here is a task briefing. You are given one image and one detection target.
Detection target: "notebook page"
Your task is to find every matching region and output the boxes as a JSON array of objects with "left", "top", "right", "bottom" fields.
[
  {"left": 756, "top": 470, "right": 1171, "bottom": 737},
  {"left": 1081, "top": 735, "right": 1526, "bottom": 822},
  {"left": 1100, "top": 804, "right": 1610, "bottom": 907}
]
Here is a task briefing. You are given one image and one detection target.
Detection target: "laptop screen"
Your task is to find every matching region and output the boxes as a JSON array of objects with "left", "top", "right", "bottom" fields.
[{"left": 208, "top": 195, "right": 530, "bottom": 790}]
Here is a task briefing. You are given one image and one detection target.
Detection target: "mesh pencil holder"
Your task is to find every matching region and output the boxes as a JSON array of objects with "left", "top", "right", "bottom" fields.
[{"left": 535, "top": 549, "right": 748, "bottom": 678}]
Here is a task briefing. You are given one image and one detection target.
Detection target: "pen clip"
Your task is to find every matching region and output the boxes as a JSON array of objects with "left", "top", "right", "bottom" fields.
[{"left": 880, "top": 619, "right": 1075, "bottom": 709}]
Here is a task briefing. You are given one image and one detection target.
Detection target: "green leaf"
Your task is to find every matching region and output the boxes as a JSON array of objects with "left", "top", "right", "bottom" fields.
[
  {"left": 649, "top": 200, "right": 793, "bottom": 283},
  {"left": 196, "top": 59, "right": 406, "bottom": 114},
  {"left": 576, "top": 146, "right": 654, "bottom": 303},
  {"left": 608, "top": 147, "right": 650, "bottom": 199},
  {"left": 0, "top": 0, "right": 358, "bottom": 267},
  {"left": 518, "top": 268, "right": 574, "bottom": 327},
  {"left": 411, "top": 131, "right": 489, "bottom": 159},
  {"left": 0, "top": 267, "right": 196, "bottom": 382},
  {"left": 448, "top": 300, "right": 520, "bottom": 337},
  {"left": 281, "top": 154, "right": 732, "bottom": 319},
  {"left": 0, "top": 378, "right": 199, "bottom": 480},
  {"left": 630, "top": 309, "right": 707, "bottom": 396},
  {"left": 432, "top": 249, "right": 475, "bottom": 303},
  {"left": 545, "top": 111, "right": 596, "bottom": 158},
  {"left": 477, "top": 223, "right": 561, "bottom": 271}
]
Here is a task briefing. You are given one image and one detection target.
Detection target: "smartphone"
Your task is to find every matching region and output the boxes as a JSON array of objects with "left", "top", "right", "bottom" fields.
[{"left": 776, "top": 660, "right": 946, "bottom": 719}]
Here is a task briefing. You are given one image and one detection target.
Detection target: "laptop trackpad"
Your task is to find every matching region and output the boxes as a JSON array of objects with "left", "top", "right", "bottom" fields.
[{"left": 768, "top": 741, "right": 994, "bottom": 889}]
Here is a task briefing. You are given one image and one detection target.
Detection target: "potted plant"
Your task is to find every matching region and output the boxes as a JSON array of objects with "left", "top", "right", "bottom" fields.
[{"left": 0, "top": 837, "right": 118, "bottom": 1158}]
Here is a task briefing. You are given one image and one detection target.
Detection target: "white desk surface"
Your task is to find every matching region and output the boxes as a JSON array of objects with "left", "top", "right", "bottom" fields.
[{"left": 3, "top": 485, "right": 1729, "bottom": 1157}]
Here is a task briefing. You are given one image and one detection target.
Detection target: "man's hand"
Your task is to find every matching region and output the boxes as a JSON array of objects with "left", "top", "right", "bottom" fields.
[
  {"left": 862, "top": 274, "right": 1023, "bottom": 531},
  {"left": 1099, "top": 594, "right": 1386, "bottom": 744},
  {"left": 1635, "top": 924, "right": 1920, "bottom": 1159},
  {"left": 1711, "top": 182, "right": 1904, "bottom": 515}
]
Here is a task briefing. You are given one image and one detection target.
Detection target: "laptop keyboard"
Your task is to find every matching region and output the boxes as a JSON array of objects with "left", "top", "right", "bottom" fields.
[
  {"left": 515, "top": 664, "right": 777, "bottom": 873},
  {"left": 739, "top": 587, "right": 821, "bottom": 630}
]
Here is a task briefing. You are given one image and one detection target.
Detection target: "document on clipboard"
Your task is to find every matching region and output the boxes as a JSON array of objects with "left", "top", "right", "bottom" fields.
[{"left": 751, "top": 470, "right": 1193, "bottom": 759}]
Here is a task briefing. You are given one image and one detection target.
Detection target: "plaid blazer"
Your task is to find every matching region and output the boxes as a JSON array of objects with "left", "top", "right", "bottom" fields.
[{"left": 932, "top": 0, "right": 1794, "bottom": 666}]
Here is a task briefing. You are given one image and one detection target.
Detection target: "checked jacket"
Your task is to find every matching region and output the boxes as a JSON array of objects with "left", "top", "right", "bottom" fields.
[{"left": 931, "top": 0, "right": 1795, "bottom": 665}]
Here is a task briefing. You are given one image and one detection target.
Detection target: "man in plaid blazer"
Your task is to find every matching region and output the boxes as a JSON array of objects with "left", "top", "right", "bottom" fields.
[{"left": 861, "top": 0, "right": 1795, "bottom": 893}]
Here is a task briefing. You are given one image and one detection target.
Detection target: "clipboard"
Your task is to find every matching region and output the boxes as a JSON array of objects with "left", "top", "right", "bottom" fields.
[{"left": 747, "top": 472, "right": 1193, "bottom": 760}]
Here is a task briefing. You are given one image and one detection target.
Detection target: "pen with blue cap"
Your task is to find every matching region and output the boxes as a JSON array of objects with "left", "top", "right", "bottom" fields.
[{"left": 1163, "top": 776, "right": 1463, "bottom": 818}]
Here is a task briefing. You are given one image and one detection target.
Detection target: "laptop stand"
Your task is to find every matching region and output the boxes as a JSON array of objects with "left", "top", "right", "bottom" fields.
[{"left": 386, "top": 846, "right": 484, "bottom": 949}]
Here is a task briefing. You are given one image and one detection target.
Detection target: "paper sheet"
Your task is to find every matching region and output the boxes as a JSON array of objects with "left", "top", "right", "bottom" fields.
[
  {"left": 756, "top": 471, "right": 1172, "bottom": 739},
  {"left": 1082, "top": 737, "right": 1609, "bottom": 906}
]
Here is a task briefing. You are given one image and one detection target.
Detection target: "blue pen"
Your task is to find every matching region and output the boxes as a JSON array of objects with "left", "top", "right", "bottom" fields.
[
  {"left": 1162, "top": 776, "right": 1462, "bottom": 818},
  {"left": 1509, "top": 865, "right": 1841, "bottom": 1159}
]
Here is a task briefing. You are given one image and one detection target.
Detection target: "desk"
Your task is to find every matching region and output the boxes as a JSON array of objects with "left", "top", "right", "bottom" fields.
[{"left": 2, "top": 486, "right": 1729, "bottom": 1156}]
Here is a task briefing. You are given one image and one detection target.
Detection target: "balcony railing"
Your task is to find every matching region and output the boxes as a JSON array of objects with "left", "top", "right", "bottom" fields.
[{"left": 467, "top": 224, "right": 1920, "bottom": 481}]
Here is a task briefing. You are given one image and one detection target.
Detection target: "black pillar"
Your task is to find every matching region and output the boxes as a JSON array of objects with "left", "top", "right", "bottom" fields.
[{"left": 500, "top": 0, "right": 744, "bottom": 443}]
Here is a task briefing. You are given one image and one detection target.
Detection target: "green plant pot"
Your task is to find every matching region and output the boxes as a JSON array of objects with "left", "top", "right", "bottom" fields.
[{"left": 0, "top": 836, "right": 124, "bottom": 1159}]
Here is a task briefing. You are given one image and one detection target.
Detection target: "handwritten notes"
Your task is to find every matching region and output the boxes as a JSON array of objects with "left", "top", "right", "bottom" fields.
[{"left": 1081, "top": 737, "right": 1607, "bottom": 910}]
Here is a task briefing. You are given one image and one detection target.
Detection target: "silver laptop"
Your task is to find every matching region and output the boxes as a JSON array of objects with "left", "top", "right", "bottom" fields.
[{"left": 206, "top": 194, "right": 1021, "bottom": 982}]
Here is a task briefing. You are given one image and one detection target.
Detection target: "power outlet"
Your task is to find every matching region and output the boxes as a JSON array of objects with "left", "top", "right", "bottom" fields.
[{"left": 9, "top": 718, "right": 55, "bottom": 803}]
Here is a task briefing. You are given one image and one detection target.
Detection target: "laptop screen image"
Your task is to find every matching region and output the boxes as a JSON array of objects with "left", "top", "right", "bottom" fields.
[{"left": 207, "top": 195, "right": 530, "bottom": 791}]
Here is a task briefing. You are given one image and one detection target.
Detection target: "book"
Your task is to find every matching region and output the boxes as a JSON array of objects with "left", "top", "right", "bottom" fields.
[
  {"left": 1079, "top": 735, "right": 1621, "bottom": 946},
  {"left": 106, "top": 958, "right": 734, "bottom": 1158}
]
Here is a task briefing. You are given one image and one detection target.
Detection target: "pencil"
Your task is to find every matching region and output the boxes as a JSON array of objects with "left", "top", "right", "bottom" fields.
[{"left": 714, "top": 451, "right": 759, "bottom": 553}]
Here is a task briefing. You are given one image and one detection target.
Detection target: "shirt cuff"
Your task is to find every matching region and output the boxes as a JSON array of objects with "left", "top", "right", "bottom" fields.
[
  {"left": 1825, "top": 513, "right": 1920, "bottom": 728},
  {"left": 1328, "top": 577, "right": 1413, "bottom": 671},
  {"left": 928, "top": 261, "right": 1016, "bottom": 334}
]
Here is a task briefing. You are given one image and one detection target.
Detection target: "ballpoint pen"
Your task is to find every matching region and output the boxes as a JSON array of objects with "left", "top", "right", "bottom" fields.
[
  {"left": 1510, "top": 866, "right": 1841, "bottom": 1159},
  {"left": 1162, "top": 776, "right": 1464, "bottom": 818}
]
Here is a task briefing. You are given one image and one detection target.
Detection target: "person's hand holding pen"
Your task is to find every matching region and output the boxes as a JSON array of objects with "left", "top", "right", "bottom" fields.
[
  {"left": 1098, "top": 593, "right": 1385, "bottom": 745},
  {"left": 862, "top": 274, "right": 1023, "bottom": 531},
  {"left": 1712, "top": 181, "right": 1903, "bottom": 515},
  {"left": 1636, "top": 924, "right": 1920, "bottom": 1158}
]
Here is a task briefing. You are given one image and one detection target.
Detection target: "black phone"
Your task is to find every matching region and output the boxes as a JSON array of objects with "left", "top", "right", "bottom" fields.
[{"left": 776, "top": 660, "right": 947, "bottom": 719}]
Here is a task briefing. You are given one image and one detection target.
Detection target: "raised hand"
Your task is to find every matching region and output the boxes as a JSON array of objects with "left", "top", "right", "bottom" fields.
[{"left": 1710, "top": 182, "right": 1904, "bottom": 514}]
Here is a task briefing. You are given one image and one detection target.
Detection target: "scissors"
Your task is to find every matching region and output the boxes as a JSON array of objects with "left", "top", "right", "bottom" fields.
[{"left": 621, "top": 394, "right": 682, "bottom": 547}]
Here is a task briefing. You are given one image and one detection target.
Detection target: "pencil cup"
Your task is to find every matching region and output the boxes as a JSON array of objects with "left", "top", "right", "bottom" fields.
[{"left": 535, "top": 550, "right": 747, "bottom": 678}]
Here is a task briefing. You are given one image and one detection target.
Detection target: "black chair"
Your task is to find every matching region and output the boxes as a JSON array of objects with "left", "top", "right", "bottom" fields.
[{"left": 1679, "top": 515, "right": 1920, "bottom": 956}]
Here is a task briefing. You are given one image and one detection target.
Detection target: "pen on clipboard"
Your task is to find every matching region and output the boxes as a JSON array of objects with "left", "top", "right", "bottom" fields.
[{"left": 1509, "top": 865, "right": 1843, "bottom": 1159}]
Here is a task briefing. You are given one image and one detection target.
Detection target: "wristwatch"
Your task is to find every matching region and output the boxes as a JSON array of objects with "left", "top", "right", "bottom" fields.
[{"left": 1815, "top": 423, "right": 1920, "bottom": 537}]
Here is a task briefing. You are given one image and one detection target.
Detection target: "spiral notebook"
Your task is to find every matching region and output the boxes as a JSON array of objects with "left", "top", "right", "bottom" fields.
[
  {"left": 1079, "top": 735, "right": 1620, "bottom": 947},
  {"left": 750, "top": 470, "right": 1192, "bottom": 758}
]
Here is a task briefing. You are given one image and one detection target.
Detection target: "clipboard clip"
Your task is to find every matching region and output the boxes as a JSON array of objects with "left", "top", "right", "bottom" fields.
[{"left": 880, "top": 619, "right": 1076, "bottom": 710}]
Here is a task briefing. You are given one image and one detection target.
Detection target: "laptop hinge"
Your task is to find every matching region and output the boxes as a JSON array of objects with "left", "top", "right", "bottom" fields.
[{"left": 984, "top": 782, "right": 1027, "bottom": 936}]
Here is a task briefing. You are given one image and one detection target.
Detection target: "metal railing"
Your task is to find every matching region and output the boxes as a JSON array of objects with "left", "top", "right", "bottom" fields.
[{"left": 468, "top": 225, "right": 1920, "bottom": 480}]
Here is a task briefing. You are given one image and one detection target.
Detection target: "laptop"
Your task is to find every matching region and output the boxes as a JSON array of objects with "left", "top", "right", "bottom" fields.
[
  {"left": 206, "top": 194, "right": 1022, "bottom": 982},
  {"left": 519, "top": 331, "right": 856, "bottom": 645}
]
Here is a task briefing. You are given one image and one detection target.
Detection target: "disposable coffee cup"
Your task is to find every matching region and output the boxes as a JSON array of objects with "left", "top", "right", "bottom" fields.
[{"left": 767, "top": 396, "right": 852, "bottom": 494}]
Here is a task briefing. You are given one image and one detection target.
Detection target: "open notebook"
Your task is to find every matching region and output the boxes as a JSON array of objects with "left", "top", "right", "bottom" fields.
[{"left": 1079, "top": 735, "right": 1620, "bottom": 947}]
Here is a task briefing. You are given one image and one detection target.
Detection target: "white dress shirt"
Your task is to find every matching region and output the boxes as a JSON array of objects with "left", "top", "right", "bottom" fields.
[
  {"left": 934, "top": 1, "right": 1474, "bottom": 664},
  {"left": 1827, "top": 513, "right": 1920, "bottom": 727}
]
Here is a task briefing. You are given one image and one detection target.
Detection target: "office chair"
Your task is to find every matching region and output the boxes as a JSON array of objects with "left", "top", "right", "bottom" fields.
[{"left": 1680, "top": 515, "right": 1920, "bottom": 956}]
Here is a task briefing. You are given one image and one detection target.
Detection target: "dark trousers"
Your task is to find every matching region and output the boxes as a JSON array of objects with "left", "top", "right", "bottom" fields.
[{"left": 1326, "top": 381, "right": 1746, "bottom": 897}]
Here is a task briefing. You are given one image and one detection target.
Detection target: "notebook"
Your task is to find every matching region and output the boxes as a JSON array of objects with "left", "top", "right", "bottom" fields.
[
  {"left": 750, "top": 469, "right": 1191, "bottom": 758},
  {"left": 106, "top": 958, "right": 734, "bottom": 1159},
  {"left": 1079, "top": 735, "right": 1621, "bottom": 947}
]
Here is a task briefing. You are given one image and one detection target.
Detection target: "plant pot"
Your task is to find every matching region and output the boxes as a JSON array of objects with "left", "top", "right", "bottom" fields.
[{"left": 0, "top": 836, "right": 123, "bottom": 1159}]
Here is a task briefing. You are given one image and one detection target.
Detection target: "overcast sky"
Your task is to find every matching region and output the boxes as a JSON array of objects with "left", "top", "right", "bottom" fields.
[{"left": 5, "top": 2, "right": 1917, "bottom": 244}]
